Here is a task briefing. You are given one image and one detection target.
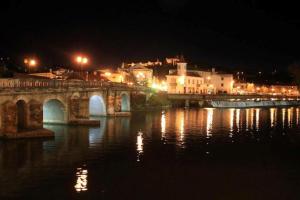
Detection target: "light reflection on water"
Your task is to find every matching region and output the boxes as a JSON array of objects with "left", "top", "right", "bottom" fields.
[
  {"left": 297, "top": 108, "right": 300, "bottom": 125},
  {"left": 255, "top": 108, "right": 260, "bottom": 130},
  {"left": 282, "top": 108, "right": 286, "bottom": 128},
  {"left": 1, "top": 107, "right": 300, "bottom": 199},
  {"left": 245, "top": 109, "right": 249, "bottom": 131},
  {"left": 270, "top": 108, "right": 276, "bottom": 128},
  {"left": 161, "top": 111, "right": 166, "bottom": 140},
  {"left": 136, "top": 131, "right": 143, "bottom": 162},
  {"left": 206, "top": 108, "right": 213, "bottom": 138},
  {"left": 74, "top": 167, "right": 88, "bottom": 192}
]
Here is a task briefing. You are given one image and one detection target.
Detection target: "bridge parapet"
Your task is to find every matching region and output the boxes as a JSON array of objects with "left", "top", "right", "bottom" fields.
[
  {"left": 0, "top": 78, "right": 105, "bottom": 89},
  {"left": 0, "top": 78, "right": 150, "bottom": 93}
]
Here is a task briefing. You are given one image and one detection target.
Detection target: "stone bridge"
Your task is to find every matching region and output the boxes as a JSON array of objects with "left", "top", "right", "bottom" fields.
[{"left": 0, "top": 78, "right": 146, "bottom": 139}]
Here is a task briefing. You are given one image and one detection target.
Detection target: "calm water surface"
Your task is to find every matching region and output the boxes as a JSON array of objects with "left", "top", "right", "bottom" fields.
[{"left": 1, "top": 108, "right": 300, "bottom": 199}]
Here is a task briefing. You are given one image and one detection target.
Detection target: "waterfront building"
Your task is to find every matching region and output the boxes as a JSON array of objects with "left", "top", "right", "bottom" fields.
[
  {"left": 97, "top": 69, "right": 127, "bottom": 83},
  {"left": 166, "top": 61, "right": 205, "bottom": 94},
  {"left": 166, "top": 59, "right": 234, "bottom": 94},
  {"left": 232, "top": 82, "right": 255, "bottom": 94},
  {"left": 233, "top": 82, "right": 299, "bottom": 96},
  {"left": 119, "top": 63, "right": 153, "bottom": 86}
]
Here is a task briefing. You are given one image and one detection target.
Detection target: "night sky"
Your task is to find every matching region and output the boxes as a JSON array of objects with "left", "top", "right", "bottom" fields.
[{"left": 1, "top": 0, "right": 300, "bottom": 71}]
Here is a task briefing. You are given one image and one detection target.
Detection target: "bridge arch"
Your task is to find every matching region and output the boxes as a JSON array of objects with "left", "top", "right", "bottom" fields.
[
  {"left": 16, "top": 100, "right": 28, "bottom": 131},
  {"left": 13, "top": 96, "right": 30, "bottom": 104},
  {"left": 43, "top": 99, "right": 67, "bottom": 124},
  {"left": 120, "top": 92, "right": 130, "bottom": 112},
  {"left": 89, "top": 94, "right": 106, "bottom": 116}
]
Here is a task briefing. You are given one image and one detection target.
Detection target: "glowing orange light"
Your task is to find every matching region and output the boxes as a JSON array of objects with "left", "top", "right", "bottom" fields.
[
  {"left": 29, "top": 59, "right": 36, "bottom": 66},
  {"left": 24, "top": 58, "right": 37, "bottom": 66},
  {"left": 82, "top": 57, "right": 88, "bottom": 64},
  {"left": 76, "top": 56, "right": 82, "bottom": 63},
  {"left": 104, "top": 72, "right": 111, "bottom": 76},
  {"left": 75, "top": 56, "right": 88, "bottom": 64}
]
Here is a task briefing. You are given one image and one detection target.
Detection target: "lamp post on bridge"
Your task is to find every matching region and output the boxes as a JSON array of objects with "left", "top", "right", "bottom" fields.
[
  {"left": 75, "top": 55, "right": 88, "bottom": 80},
  {"left": 24, "top": 58, "right": 37, "bottom": 73}
]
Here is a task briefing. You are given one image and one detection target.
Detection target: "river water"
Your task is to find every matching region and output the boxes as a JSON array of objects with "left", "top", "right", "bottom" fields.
[{"left": 1, "top": 108, "right": 300, "bottom": 199}]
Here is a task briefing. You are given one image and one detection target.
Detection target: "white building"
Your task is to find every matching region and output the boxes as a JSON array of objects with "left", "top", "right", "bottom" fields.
[{"left": 166, "top": 60, "right": 234, "bottom": 94}]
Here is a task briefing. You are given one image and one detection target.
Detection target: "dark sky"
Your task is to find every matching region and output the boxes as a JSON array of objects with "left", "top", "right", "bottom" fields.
[{"left": 1, "top": 0, "right": 300, "bottom": 71}]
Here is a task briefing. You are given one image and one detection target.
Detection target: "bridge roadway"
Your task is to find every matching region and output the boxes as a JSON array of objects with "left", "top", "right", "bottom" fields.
[{"left": 0, "top": 78, "right": 148, "bottom": 139}]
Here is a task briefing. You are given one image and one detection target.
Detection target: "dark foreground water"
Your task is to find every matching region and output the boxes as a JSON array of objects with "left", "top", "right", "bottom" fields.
[{"left": 1, "top": 108, "right": 300, "bottom": 199}]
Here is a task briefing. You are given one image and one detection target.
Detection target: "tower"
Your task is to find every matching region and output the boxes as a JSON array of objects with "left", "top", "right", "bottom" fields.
[{"left": 177, "top": 55, "right": 187, "bottom": 76}]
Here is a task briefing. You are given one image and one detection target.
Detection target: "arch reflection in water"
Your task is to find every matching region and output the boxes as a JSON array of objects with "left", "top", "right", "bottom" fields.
[
  {"left": 74, "top": 167, "right": 88, "bottom": 192},
  {"left": 88, "top": 118, "right": 106, "bottom": 147},
  {"left": 206, "top": 108, "right": 214, "bottom": 138},
  {"left": 136, "top": 131, "right": 143, "bottom": 162},
  {"left": 297, "top": 108, "right": 300, "bottom": 126}
]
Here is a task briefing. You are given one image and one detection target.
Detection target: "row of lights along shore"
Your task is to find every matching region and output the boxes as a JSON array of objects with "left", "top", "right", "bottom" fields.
[{"left": 23, "top": 55, "right": 89, "bottom": 72}]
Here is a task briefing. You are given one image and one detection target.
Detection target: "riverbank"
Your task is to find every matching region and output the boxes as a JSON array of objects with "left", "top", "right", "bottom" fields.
[
  {"left": 132, "top": 93, "right": 300, "bottom": 110},
  {"left": 209, "top": 100, "right": 300, "bottom": 108},
  {"left": 131, "top": 93, "right": 172, "bottom": 111}
]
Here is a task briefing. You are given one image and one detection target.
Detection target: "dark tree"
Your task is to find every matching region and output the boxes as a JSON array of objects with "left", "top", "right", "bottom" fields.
[{"left": 288, "top": 62, "right": 300, "bottom": 86}]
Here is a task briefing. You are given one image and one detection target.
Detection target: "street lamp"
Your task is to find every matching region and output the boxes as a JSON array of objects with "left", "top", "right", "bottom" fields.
[
  {"left": 75, "top": 55, "right": 89, "bottom": 80},
  {"left": 24, "top": 58, "right": 37, "bottom": 73}
]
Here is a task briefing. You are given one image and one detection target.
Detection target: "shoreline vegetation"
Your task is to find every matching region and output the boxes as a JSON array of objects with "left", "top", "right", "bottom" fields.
[{"left": 131, "top": 93, "right": 172, "bottom": 111}]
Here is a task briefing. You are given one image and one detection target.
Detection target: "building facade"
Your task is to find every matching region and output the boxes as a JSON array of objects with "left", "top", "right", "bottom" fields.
[
  {"left": 233, "top": 82, "right": 299, "bottom": 96},
  {"left": 166, "top": 61, "right": 234, "bottom": 94}
]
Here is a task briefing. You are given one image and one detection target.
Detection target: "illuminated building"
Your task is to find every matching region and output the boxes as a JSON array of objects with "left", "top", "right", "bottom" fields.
[
  {"left": 119, "top": 63, "right": 153, "bottom": 86},
  {"left": 96, "top": 69, "right": 128, "bottom": 83},
  {"left": 166, "top": 58, "right": 234, "bottom": 94},
  {"left": 123, "top": 59, "right": 162, "bottom": 68},
  {"left": 233, "top": 82, "right": 299, "bottom": 96}
]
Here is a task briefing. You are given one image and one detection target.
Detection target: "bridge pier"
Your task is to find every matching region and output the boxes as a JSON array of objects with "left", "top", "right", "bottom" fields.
[
  {"left": 0, "top": 100, "right": 54, "bottom": 139},
  {"left": 106, "top": 90, "right": 131, "bottom": 117},
  {"left": 69, "top": 94, "right": 100, "bottom": 125}
]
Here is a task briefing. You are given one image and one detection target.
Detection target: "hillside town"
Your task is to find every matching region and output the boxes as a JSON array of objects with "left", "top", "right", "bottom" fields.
[{"left": 0, "top": 55, "right": 299, "bottom": 96}]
